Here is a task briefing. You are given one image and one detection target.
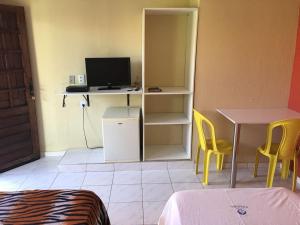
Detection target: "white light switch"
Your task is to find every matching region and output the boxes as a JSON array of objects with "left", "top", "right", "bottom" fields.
[
  {"left": 69, "top": 75, "right": 75, "bottom": 84},
  {"left": 78, "top": 74, "right": 86, "bottom": 85}
]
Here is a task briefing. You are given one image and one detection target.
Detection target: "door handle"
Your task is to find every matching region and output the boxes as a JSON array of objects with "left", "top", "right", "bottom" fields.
[{"left": 29, "top": 81, "right": 35, "bottom": 100}]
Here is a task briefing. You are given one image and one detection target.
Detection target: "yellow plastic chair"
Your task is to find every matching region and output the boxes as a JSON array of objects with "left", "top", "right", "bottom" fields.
[
  {"left": 193, "top": 109, "right": 232, "bottom": 185},
  {"left": 253, "top": 119, "right": 300, "bottom": 192}
]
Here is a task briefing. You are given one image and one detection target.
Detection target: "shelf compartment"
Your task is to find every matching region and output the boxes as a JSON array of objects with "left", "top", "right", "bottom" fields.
[
  {"left": 144, "top": 113, "right": 190, "bottom": 125},
  {"left": 144, "top": 95, "right": 193, "bottom": 123},
  {"left": 144, "top": 124, "right": 192, "bottom": 160},
  {"left": 144, "top": 87, "right": 192, "bottom": 95},
  {"left": 144, "top": 145, "right": 189, "bottom": 160}
]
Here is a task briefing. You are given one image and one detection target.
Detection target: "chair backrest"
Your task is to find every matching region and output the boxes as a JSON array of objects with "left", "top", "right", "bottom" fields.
[
  {"left": 193, "top": 109, "right": 217, "bottom": 151},
  {"left": 265, "top": 119, "right": 300, "bottom": 159}
]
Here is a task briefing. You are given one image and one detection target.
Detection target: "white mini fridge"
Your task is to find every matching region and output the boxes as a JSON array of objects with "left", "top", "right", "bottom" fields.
[{"left": 102, "top": 107, "right": 140, "bottom": 162}]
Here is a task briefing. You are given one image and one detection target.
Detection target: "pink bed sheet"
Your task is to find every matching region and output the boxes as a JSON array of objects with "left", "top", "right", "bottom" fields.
[{"left": 159, "top": 188, "right": 300, "bottom": 225}]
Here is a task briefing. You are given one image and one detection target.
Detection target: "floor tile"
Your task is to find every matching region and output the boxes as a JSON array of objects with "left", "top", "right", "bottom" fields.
[
  {"left": 142, "top": 162, "right": 168, "bottom": 170},
  {"left": 33, "top": 164, "right": 59, "bottom": 173},
  {"left": 83, "top": 172, "right": 113, "bottom": 186},
  {"left": 202, "top": 170, "right": 231, "bottom": 185},
  {"left": 19, "top": 172, "right": 58, "bottom": 190},
  {"left": 172, "top": 182, "right": 203, "bottom": 192},
  {"left": 87, "top": 163, "right": 114, "bottom": 172},
  {"left": 236, "top": 181, "right": 266, "bottom": 188},
  {"left": 58, "top": 164, "right": 86, "bottom": 172},
  {"left": 0, "top": 174, "right": 28, "bottom": 191},
  {"left": 81, "top": 185, "right": 111, "bottom": 203},
  {"left": 236, "top": 168, "right": 256, "bottom": 180},
  {"left": 113, "top": 171, "right": 141, "bottom": 184},
  {"left": 32, "top": 158, "right": 61, "bottom": 173},
  {"left": 142, "top": 184, "right": 173, "bottom": 202},
  {"left": 33, "top": 156, "right": 62, "bottom": 166},
  {"left": 110, "top": 184, "right": 142, "bottom": 202},
  {"left": 169, "top": 169, "right": 200, "bottom": 183},
  {"left": 108, "top": 202, "right": 143, "bottom": 225},
  {"left": 2, "top": 162, "right": 37, "bottom": 175},
  {"left": 49, "top": 186, "right": 81, "bottom": 190},
  {"left": 195, "top": 162, "right": 223, "bottom": 172},
  {"left": 114, "top": 162, "right": 141, "bottom": 171},
  {"left": 168, "top": 161, "right": 195, "bottom": 170},
  {"left": 273, "top": 179, "right": 294, "bottom": 189},
  {"left": 39, "top": 156, "right": 63, "bottom": 162},
  {"left": 87, "top": 149, "right": 104, "bottom": 163},
  {"left": 51, "top": 172, "right": 85, "bottom": 188},
  {"left": 142, "top": 170, "right": 170, "bottom": 184},
  {"left": 203, "top": 183, "right": 229, "bottom": 189},
  {"left": 60, "top": 149, "right": 89, "bottom": 164},
  {"left": 143, "top": 201, "right": 166, "bottom": 225}
]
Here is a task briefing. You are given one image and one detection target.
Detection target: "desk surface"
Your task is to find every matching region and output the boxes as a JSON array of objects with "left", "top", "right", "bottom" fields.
[
  {"left": 217, "top": 108, "right": 300, "bottom": 124},
  {"left": 62, "top": 88, "right": 143, "bottom": 96}
]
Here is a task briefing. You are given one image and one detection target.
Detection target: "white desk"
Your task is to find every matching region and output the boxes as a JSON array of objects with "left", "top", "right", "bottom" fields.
[
  {"left": 217, "top": 108, "right": 300, "bottom": 188},
  {"left": 62, "top": 87, "right": 143, "bottom": 96},
  {"left": 61, "top": 88, "right": 143, "bottom": 107}
]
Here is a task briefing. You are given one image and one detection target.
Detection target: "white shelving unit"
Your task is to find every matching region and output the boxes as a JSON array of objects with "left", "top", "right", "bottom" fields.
[{"left": 142, "top": 8, "right": 198, "bottom": 161}]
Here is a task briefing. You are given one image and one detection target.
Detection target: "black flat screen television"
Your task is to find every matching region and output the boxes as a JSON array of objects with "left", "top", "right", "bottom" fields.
[{"left": 85, "top": 57, "right": 131, "bottom": 89}]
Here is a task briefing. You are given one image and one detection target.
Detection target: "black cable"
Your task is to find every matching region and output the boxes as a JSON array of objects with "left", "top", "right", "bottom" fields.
[{"left": 82, "top": 106, "right": 101, "bottom": 149}]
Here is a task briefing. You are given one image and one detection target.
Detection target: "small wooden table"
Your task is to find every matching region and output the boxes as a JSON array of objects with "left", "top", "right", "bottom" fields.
[{"left": 217, "top": 108, "right": 300, "bottom": 188}]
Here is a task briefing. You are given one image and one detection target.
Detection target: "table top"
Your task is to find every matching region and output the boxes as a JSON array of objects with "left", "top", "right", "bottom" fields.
[{"left": 217, "top": 108, "right": 300, "bottom": 124}]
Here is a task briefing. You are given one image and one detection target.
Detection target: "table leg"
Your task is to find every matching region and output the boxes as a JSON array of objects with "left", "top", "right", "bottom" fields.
[{"left": 230, "top": 123, "right": 241, "bottom": 188}]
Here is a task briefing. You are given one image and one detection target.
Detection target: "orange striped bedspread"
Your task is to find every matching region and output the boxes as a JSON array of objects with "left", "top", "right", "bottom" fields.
[{"left": 0, "top": 189, "right": 110, "bottom": 225}]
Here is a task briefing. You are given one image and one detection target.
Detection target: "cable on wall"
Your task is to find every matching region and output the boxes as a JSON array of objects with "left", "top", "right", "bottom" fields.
[{"left": 82, "top": 106, "right": 101, "bottom": 149}]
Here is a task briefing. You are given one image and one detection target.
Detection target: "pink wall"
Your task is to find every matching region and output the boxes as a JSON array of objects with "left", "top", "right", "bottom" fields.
[
  {"left": 288, "top": 11, "right": 300, "bottom": 176},
  {"left": 289, "top": 13, "right": 300, "bottom": 111}
]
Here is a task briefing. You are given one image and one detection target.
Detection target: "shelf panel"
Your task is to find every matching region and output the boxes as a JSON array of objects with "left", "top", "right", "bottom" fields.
[
  {"left": 145, "top": 145, "right": 189, "bottom": 160},
  {"left": 144, "top": 113, "right": 190, "bottom": 125},
  {"left": 145, "top": 8, "right": 198, "bottom": 15},
  {"left": 144, "top": 87, "right": 192, "bottom": 95}
]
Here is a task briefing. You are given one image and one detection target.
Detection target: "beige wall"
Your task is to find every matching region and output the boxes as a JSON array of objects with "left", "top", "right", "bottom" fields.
[
  {"left": 0, "top": 0, "right": 199, "bottom": 153},
  {"left": 193, "top": 0, "right": 300, "bottom": 162}
]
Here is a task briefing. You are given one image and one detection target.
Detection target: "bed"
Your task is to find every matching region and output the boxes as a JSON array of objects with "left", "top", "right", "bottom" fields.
[
  {"left": 0, "top": 189, "right": 110, "bottom": 225},
  {"left": 159, "top": 187, "right": 300, "bottom": 225}
]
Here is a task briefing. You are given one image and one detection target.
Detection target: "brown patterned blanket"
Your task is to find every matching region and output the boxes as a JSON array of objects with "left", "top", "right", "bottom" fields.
[{"left": 0, "top": 189, "right": 110, "bottom": 225}]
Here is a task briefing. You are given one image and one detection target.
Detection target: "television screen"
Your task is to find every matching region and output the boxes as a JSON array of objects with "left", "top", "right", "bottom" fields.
[{"left": 85, "top": 57, "right": 131, "bottom": 87}]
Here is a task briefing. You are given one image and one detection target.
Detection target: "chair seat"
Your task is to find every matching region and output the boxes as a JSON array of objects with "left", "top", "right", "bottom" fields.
[
  {"left": 207, "top": 139, "right": 232, "bottom": 154},
  {"left": 258, "top": 143, "right": 294, "bottom": 160}
]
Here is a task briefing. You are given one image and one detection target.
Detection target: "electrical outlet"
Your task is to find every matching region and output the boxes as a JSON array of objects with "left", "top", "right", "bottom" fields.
[
  {"left": 80, "top": 100, "right": 86, "bottom": 109},
  {"left": 78, "top": 74, "right": 86, "bottom": 85},
  {"left": 69, "top": 75, "right": 76, "bottom": 84}
]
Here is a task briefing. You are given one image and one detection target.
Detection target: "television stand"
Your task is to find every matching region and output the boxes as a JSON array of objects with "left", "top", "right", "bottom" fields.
[{"left": 97, "top": 86, "right": 121, "bottom": 90}]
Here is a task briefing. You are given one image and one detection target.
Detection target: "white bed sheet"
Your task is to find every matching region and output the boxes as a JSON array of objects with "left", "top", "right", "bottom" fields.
[{"left": 159, "top": 188, "right": 300, "bottom": 225}]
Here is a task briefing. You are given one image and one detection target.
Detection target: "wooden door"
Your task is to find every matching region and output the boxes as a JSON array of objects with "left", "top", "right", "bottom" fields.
[{"left": 0, "top": 4, "right": 39, "bottom": 172}]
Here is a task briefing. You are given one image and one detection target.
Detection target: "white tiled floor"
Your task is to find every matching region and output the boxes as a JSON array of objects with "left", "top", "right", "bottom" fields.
[{"left": 0, "top": 149, "right": 299, "bottom": 225}]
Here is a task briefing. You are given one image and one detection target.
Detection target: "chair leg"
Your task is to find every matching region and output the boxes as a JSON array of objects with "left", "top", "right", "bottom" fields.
[
  {"left": 254, "top": 150, "right": 260, "bottom": 177},
  {"left": 202, "top": 150, "right": 212, "bottom": 185},
  {"left": 280, "top": 160, "right": 290, "bottom": 180},
  {"left": 216, "top": 154, "right": 224, "bottom": 171},
  {"left": 195, "top": 146, "right": 201, "bottom": 175},
  {"left": 292, "top": 156, "right": 298, "bottom": 192},
  {"left": 266, "top": 157, "right": 277, "bottom": 188}
]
